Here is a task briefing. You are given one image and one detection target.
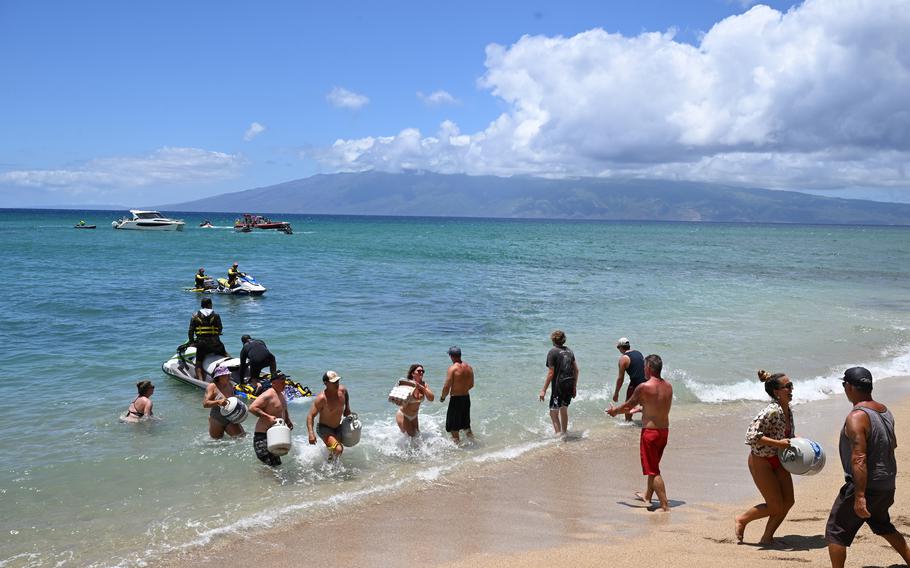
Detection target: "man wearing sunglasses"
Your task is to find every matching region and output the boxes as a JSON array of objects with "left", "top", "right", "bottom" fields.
[{"left": 826, "top": 367, "right": 910, "bottom": 567}]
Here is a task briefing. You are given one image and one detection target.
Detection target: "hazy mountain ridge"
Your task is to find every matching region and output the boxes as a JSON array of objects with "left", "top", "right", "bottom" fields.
[{"left": 162, "top": 172, "right": 910, "bottom": 225}]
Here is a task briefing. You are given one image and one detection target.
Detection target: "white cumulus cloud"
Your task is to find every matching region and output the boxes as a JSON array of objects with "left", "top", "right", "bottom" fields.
[
  {"left": 417, "top": 90, "right": 460, "bottom": 106},
  {"left": 327, "top": 87, "right": 370, "bottom": 110},
  {"left": 243, "top": 122, "right": 266, "bottom": 141},
  {"left": 316, "top": 0, "right": 910, "bottom": 192},
  {"left": 0, "top": 147, "right": 244, "bottom": 192}
]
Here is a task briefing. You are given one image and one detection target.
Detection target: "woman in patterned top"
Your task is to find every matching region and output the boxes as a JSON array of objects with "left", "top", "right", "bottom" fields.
[{"left": 735, "top": 370, "right": 795, "bottom": 545}]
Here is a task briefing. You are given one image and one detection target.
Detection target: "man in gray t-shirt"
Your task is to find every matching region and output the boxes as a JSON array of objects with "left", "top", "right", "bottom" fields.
[
  {"left": 539, "top": 330, "right": 579, "bottom": 436},
  {"left": 825, "top": 367, "right": 910, "bottom": 567}
]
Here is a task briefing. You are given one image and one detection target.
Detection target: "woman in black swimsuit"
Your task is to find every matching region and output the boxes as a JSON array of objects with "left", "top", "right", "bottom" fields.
[{"left": 124, "top": 380, "right": 155, "bottom": 422}]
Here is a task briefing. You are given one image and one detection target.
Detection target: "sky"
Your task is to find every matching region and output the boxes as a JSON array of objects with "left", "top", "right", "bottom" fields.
[{"left": 2, "top": 0, "right": 909, "bottom": 207}]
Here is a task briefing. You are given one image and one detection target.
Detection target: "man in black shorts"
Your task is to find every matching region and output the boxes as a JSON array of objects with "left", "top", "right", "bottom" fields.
[
  {"left": 440, "top": 346, "right": 475, "bottom": 444},
  {"left": 187, "top": 298, "right": 228, "bottom": 381},
  {"left": 826, "top": 367, "right": 910, "bottom": 567},
  {"left": 612, "top": 337, "right": 645, "bottom": 421},
  {"left": 239, "top": 334, "right": 278, "bottom": 387},
  {"left": 539, "top": 330, "right": 579, "bottom": 436}
]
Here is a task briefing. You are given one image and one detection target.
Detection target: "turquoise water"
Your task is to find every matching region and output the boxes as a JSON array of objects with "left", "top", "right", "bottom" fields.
[{"left": 2, "top": 209, "right": 910, "bottom": 567}]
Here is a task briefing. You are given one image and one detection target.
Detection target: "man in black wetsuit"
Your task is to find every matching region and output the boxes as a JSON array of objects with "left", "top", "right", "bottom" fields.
[
  {"left": 239, "top": 334, "right": 278, "bottom": 387},
  {"left": 187, "top": 297, "right": 228, "bottom": 381},
  {"left": 612, "top": 337, "right": 645, "bottom": 421}
]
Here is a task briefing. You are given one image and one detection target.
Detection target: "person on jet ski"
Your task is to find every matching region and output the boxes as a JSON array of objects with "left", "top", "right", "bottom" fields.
[
  {"left": 239, "top": 334, "right": 278, "bottom": 388},
  {"left": 188, "top": 297, "right": 228, "bottom": 381},
  {"left": 194, "top": 267, "right": 210, "bottom": 290},
  {"left": 227, "top": 262, "right": 245, "bottom": 288}
]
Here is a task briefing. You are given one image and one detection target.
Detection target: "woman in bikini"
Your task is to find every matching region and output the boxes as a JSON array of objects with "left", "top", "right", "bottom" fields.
[
  {"left": 736, "top": 370, "right": 796, "bottom": 545},
  {"left": 396, "top": 363, "right": 435, "bottom": 437},
  {"left": 123, "top": 380, "right": 155, "bottom": 422},
  {"left": 203, "top": 366, "right": 245, "bottom": 439}
]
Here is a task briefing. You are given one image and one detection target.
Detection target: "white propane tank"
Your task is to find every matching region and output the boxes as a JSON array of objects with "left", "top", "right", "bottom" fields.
[
  {"left": 341, "top": 413, "right": 362, "bottom": 447},
  {"left": 267, "top": 418, "right": 292, "bottom": 456},
  {"left": 219, "top": 397, "right": 248, "bottom": 424},
  {"left": 778, "top": 437, "right": 826, "bottom": 475}
]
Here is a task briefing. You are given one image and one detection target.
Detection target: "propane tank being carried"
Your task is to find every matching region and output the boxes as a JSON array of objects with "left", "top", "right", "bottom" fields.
[
  {"left": 219, "top": 396, "right": 248, "bottom": 424},
  {"left": 778, "top": 437, "right": 826, "bottom": 475},
  {"left": 267, "top": 418, "right": 292, "bottom": 456}
]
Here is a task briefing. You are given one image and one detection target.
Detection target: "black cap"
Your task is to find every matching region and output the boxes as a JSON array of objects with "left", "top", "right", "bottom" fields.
[
  {"left": 447, "top": 346, "right": 461, "bottom": 357},
  {"left": 843, "top": 367, "right": 873, "bottom": 388},
  {"left": 241, "top": 334, "right": 252, "bottom": 343}
]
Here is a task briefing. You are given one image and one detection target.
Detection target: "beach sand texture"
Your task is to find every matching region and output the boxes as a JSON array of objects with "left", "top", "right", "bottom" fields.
[{"left": 160, "top": 377, "right": 910, "bottom": 568}]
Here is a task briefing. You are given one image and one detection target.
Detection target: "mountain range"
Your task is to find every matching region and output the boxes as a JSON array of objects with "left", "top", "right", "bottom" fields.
[{"left": 163, "top": 172, "right": 910, "bottom": 225}]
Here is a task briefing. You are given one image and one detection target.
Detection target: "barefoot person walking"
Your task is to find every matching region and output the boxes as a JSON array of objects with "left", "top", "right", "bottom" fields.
[
  {"left": 826, "top": 367, "right": 910, "bottom": 567},
  {"left": 607, "top": 354, "right": 672, "bottom": 511},
  {"left": 735, "top": 370, "right": 796, "bottom": 544}
]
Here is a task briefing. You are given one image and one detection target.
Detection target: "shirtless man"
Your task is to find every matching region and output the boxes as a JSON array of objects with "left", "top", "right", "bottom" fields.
[
  {"left": 608, "top": 354, "right": 673, "bottom": 512},
  {"left": 203, "top": 366, "right": 245, "bottom": 439},
  {"left": 307, "top": 371, "right": 351, "bottom": 460},
  {"left": 249, "top": 373, "right": 292, "bottom": 466},
  {"left": 440, "top": 346, "right": 475, "bottom": 443}
]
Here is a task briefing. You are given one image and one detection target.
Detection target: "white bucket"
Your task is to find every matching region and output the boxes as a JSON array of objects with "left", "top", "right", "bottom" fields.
[
  {"left": 341, "top": 413, "right": 362, "bottom": 447},
  {"left": 778, "top": 437, "right": 826, "bottom": 475},
  {"left": 267, "top": 418, "right": 292, "bottom": 456},
  {"left": 219, "top": 397, "right": 248, "bottom": 424}
]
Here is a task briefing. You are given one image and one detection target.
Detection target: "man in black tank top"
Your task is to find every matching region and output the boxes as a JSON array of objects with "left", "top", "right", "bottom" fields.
[
  {"left": 611, "top": 337, "right": 645, "bottom": 421},
  {"left": 826, "top": 367, "right": 910, "bottom": 567}
]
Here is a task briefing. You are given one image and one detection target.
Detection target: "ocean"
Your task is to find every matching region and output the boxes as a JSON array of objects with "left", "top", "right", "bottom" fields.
[{"left": 2, "top": 209, "right": 910, "bottom": 567}]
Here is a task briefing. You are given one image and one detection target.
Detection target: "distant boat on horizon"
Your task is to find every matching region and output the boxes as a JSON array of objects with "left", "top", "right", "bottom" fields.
[{"left": 112, "top": 210, "right": 185, "bottom": 231}]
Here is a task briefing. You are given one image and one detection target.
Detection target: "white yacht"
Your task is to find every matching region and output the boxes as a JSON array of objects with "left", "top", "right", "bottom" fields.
[{"left": 112, "top": 210, "right": 185, "bottom": 231}]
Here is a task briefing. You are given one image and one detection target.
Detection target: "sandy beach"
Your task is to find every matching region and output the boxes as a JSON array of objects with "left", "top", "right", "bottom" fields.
[{"left": 161, "top": 377, "right": 910, "bottom": 568}]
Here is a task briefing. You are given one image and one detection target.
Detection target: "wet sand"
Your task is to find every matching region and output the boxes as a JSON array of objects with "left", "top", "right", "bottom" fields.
[{"left": 161, "top": 377, "right": 910, "bottom": 568}]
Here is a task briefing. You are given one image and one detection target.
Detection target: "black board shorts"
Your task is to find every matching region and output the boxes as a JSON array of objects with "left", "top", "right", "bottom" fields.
[
  {"left": 825, "top": 481, "right": 896, "bottom": 546},
  {"left": 194, "top": 340, "right": 227, "bottom": 370},
  {"left": 446, "top": 395, "right": 471, "bottom": 432},
  {"left": 253, "top": 432, "right": 281, "bottom": 466}
]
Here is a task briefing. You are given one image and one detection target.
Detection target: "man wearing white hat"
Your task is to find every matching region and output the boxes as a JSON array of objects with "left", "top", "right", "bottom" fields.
[{"left": 307, "top": 371, "right": 352, "bottom": 460}]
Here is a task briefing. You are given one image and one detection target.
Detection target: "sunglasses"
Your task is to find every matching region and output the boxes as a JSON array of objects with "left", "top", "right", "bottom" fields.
[
  {"left": 415, "top": 369, "right": 425, "bottom": 374},
  {"left": 778, "top": 383, "right": 794, "bottom": 391}
]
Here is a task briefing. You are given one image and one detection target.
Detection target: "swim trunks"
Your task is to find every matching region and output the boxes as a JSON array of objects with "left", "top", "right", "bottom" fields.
[
  {"left": 446, "top": 395, "right": 471, "bottom": 432},
  {"left": 253, "top": 432, "right": 281, "bottom": 466},
  {"left": 209, "top": 405, "right": 230, "bottom": 426},
  {"left": 825, "top": 482, "right": 897, "bottom": 546},
  {"left": 549, "top": 384, "right": 573, "bottom": 409},
  {"left": 640, "top": 427, "right": 669, "bottom": 476},
  {"left": 194, "top": 340, "right": 227, "bottom": 371},
  {"left": 316, "top": 422, "right": 342, "bottom": 442}
]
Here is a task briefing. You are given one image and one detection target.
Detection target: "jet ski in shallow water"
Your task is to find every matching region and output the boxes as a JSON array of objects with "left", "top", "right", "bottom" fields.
[
  {"left": 161, "top": 346, "right": 312, "bottom": 401},
  {"left": 185, "top": 274, "right": 267, "bottom": 296}
]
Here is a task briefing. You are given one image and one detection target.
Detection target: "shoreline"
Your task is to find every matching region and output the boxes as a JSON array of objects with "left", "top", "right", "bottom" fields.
[{"left": 159, "top": 375, "right": 910, "bottom": 568}]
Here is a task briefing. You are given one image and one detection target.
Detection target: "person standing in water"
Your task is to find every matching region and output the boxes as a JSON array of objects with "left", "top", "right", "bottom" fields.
[
  {"left": 608, "top": 354, "right": 673, "bottom": 512},
  {"left": 249, "top": 373, "right": 292, "bottom": 466},
  {"left": 202, "top": 366, "right": 245, "bottom": 439},
  {"left": 397, "top": 363, "right": 435, "bottom": 437},
  {"left": 307, "top": 371, "right": 351, "bottom": 460},
  {"left": 612, "top": 337, "right": 645, "bottom": 421},
  {"left": 441, "top": 346, "right": 475, "bottom": 443},
  {"left": 540, "top": 330, "right": 578, "bottom": 436}
]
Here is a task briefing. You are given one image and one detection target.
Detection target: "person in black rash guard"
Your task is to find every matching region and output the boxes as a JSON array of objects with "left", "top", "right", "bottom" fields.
[
  {"left": 239, "top": 334, "right": 278, "bottom": 388},
  {"left": 612, "top": 337, "right": 645, "bottom": 421}
]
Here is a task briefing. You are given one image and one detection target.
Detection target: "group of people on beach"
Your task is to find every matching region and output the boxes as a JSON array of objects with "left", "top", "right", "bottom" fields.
[{"left": 126, "top": 300, "right": 907, "bottom": 566}]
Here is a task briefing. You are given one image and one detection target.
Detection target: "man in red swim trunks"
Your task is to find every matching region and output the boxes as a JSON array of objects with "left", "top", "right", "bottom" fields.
[{"left": 607, "top": 354, "right": 673, "bottom": 512}]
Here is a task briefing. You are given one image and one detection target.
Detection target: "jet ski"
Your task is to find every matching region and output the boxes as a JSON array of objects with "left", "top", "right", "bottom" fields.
[
  {"left": 185, "top": 274, "right": 267, "bottom": 295},
  {"left": 199, "top": 220, "right": 214, "bottom": 228},
  {"left": 215, "top": 274, "right": 267, "bottom": 296},
  {"left": 161, "top": 345, "right": 312, "bottom": 401}
]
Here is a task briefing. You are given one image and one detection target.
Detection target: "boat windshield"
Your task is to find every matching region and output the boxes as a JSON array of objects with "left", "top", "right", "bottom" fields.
[{"left": 135, "top": 211, "right": 165, "bottom": 219}]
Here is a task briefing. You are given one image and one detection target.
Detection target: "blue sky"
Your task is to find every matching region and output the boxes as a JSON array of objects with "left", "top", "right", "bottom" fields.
[{"left": 3, "top": 0, "right": 909, "bottom": 207}]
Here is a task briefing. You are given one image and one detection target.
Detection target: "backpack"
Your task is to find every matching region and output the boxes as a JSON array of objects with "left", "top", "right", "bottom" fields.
[{"left": 555, "top": 347, "right": 576, "bottom": 398}]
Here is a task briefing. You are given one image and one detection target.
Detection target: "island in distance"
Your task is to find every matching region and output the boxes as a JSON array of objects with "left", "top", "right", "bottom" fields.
[{"left": 162, "top": 171, "right": 910, "bottom": 225}]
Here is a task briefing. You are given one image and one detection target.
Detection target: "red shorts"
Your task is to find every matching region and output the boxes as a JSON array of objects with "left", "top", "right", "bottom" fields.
[{"left": 640, "top": 428, "right": 669, "bottom": 476}]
